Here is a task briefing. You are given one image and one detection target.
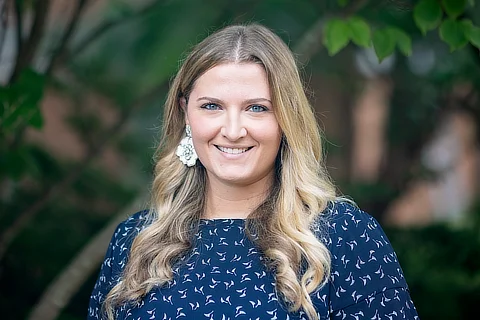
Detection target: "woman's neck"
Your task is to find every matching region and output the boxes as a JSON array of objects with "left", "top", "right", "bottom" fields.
[{"left": 203, "top": 176, "right": 272, "bottom": 219}]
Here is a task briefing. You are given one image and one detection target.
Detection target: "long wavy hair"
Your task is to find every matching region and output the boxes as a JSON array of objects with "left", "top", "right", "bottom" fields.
[{"left": 104, "top": 24, "right": 336, "bottom": 320}]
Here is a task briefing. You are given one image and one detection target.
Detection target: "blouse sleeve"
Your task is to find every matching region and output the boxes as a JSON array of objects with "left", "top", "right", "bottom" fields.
[
  {"left": 87, "top": 212, "right": 145, "bottom": 319},
  {"left": 326, "top": 202, "right": 419, "bottom": 319}
]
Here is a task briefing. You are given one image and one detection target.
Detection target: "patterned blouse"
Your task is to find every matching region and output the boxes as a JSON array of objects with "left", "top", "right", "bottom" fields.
[{"left": 88, "top": 201, "right": 419, "bottom": 319}]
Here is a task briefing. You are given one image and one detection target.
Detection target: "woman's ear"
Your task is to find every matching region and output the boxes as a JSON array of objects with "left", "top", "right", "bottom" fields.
[
  {"left": 179, "top": 97, "right": 187, "bottom": 111},
  {"left": 179, "top": 97, "right": 189, "bottom": 125}
]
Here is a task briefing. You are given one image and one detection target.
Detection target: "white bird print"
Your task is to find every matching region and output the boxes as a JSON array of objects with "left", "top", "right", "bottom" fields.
[
  {"left": 345, "top": 272, "right": 355, "bottom": 285},
  {"left": 220, "top": 296, "right": 231, "bottom": 305},
  {"left": 340, "top": 255, "right": 350, "bottom": 267},
  {"left": 360, "top": 229, "right": 370, "bottom": 241},
  {"left": 334, "top": 309, "right": 346, "bottom": 320},
  {"left": 224, "top": 280, "right": 234, "bottom": 290},
  {"left": 355, "top": 256, "right": 365, "bottom": 269},
  {"left": 176, "top": 308, "right": 185, "bottom": 318},
  {"left": 360, "top": 274, "right": 372, "bottom": 286},
  {"left": 205, "top": 295, "right": 215, "bottom": 305},
  {"left": 226, "top": 268, "right": 237, "bottom": 276},
  {"left": 266, "top": 310, "right": 278, "bottom": 320},
  {"left": 335, "top": 286, "right": 346, "bottom": 298},
  {"left": 388, "top": 275, "right": 399, "bottom": 284},
  {"left": 218, "top": 237, "right": 228, "bottom": 246},
  {"left": 188, "top": 302, "right": 199, "bottom": 310},
  {"left": 234, "top": 238, "right": 245, "bottom": 246},
  {"left": 242, "top": 260, "right": 253, "bottom": 269},
  {"left": 230, "top": 254, "right": 242, "bottom": 262},
  {"left": 254, "top": 284, "right": 266, "bottom": 293},
  {"left": 249, "top": 299, "right": 262, "bottom": 308},
  {"left": 177, "top": 289, "right": 187, "bottom": 299},
  {"left": 235, "top": 306, "right": 246, "bottom": 316},
  {"left": 346, "top": 240, "right": 358, "bottom": 251},
  {"left": 194, "top": 286, "right": 204, "bottom": 295},
  {"left": 217, "top": 251, "right": 227, "bottom": 261},
  {"left": 162, "top": 295, "right": 173, "bottom": 305},
  {"left": 351, "top": 311, "right": 364, "bottom": 320},
  {"left": 236, "top": 287, "right": 247, "bottom": 297},
  {"left": 375, "top": 265, "right": 385, "bottom": 278},
  {"left": 240, "top": 274, "right": 251, "bottom": 282},
  {"left": 209, "top": 278, "right": 220, "bottom": 289},
  {"left": 351, "top": 290, "right": 362, "bottom": 303},
  {"left": 267, "top": 292, "right": 277, "bottom": 302}
]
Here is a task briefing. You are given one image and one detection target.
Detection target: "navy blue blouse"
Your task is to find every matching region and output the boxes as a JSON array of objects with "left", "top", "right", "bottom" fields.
[{"left": 88, "top": 201, "right": 419, "bottom": 319}]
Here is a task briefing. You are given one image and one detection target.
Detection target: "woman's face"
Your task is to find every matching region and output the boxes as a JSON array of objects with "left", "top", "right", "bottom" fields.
[{"left": 185, "top": 62, "right": 282, "bottom": 188}]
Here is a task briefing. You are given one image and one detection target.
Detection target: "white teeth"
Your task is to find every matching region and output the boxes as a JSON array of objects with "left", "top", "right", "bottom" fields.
[{"left": 217, "top": 146, "right": 249, "bottom": 154}]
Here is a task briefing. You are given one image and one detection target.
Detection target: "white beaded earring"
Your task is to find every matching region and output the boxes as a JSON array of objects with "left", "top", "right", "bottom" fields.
[{"left": 176, "top": 125, "right": 198, "bottom": 167}]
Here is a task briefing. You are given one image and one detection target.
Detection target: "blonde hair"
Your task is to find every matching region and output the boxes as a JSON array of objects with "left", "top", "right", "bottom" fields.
[{"left": 104, "top": 24, "right": 336, "bottom": 320}]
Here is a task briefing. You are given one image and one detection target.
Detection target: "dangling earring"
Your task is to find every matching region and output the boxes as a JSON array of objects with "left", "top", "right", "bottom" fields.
[{"left": 176, "top": 125, "right": 198, "bottom": 167}]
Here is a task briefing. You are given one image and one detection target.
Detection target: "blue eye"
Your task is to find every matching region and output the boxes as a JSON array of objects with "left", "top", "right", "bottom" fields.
[
  {"left": 201, "top": 103, "right": 221, "bottom": 110},
  {"left": 248, "top": 105, "right": 267, "bottom": 112}
]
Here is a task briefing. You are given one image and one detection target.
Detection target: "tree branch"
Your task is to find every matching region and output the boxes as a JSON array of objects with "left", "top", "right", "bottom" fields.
[
  {"left": 0, "top": 84, "right": 164, "bottom": 262},
  {"left": 44, "top": 0, "right": 89, "bottom": 75},
  {"left": 11, "top": 0, "right": 23, "bottom": 76},
  {"left": 27, "top": 193, "right": 147, "bottom": 320},
  {"left": 9, "top": 0, "right": 50, "bottom": 83},
  {"left": 293, "top": 0, "right": 369, "bottom": 63},
  {"left": 57, "top": 0, "right": 160, "bottom": 66},
  {"left": 0, "top": 0, "right": 9, "bottom": 62}
]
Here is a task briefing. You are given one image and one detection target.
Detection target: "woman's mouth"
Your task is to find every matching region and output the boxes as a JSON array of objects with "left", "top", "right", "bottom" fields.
[{"left": 216, "top": 146, "right": 252, "bottom": 154}]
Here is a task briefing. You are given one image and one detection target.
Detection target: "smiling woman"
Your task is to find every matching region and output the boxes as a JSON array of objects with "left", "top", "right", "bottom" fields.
[
  {"left": 185, "top": 63, "right": 281, "bottom": 201},
  {"left": 87, "top": 24, "right": 419, "bottom": 320}
]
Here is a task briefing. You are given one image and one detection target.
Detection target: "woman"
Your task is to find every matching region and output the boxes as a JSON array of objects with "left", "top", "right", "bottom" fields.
[{"left": 88, "top": 24, "right": 419, "bottom": 319}]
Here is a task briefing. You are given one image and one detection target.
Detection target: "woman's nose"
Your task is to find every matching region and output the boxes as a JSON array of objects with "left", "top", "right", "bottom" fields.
[{"left": 220, "top": 113, "right": 247, "bottom": 141}]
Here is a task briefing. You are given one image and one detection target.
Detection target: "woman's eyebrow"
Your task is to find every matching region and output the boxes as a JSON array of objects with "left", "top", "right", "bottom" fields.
[
  {"left": 196, "top": 96, "right": 272, "bottom": 104},
  {"left": 244, "top": 98, "right": 272, "bottom": 104},
  {"left": 196, "top": 96, "right": 223, "bottom": 103}
]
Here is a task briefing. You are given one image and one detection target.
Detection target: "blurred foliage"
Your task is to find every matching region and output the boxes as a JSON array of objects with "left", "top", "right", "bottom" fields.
[
  {"left": 0, "top": 0, "right": 479, "bottom": 319},
  {"left": 386, "top": 201, "right": 480, "bottom": 319},
  {"left": 324, "top": 0, "right": 480, "bottom": 60}
]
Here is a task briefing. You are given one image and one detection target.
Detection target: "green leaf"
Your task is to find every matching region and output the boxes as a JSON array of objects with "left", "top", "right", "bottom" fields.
[
  {"left": 462, "top": 19, "right": 480, "bottom": 49},
  {"left": 414, "top": 0, "right": 443, "bottom": 35},
  {"left": 0, "top": 68, "right": 46, "bottom": 131},
  {"left": 389, "top": 27, "right": 412, "bottom": 56},
  {"left": 337, "top": 0, "right": 349, "bottom": 7},
  {"left": 108, "top": 1, "right": 134, "bottom": 20},
  {"left": 29, "top": 108, "right": 43, "bottom": 129},
  {"left": 348, "top": 17, "right": 371, "bottom": 47},
  {"left": 442, "top": 0, "right": 467, "bottom": 19},
  {"left": 323, "top": 19, "right": 350, "bottom": 55},
  {"left": 468, "top": 26, "right": 480, "bottom": 48},
  {"left": 15, "top": 69, "right": 45, "bottom": 101},
  {"left": 439, "top": 18, "right": 469, "bottom": 51},
  {"left": 2, "top": 149, "right": 28, "bottom": 179},
  {"left": 373, "top": 28, "right": 396, "bottom": 62}
]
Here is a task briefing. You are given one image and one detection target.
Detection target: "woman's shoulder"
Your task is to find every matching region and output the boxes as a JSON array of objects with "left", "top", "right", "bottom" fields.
[
  {"left": 114, "top": 210, "right": 150, "bottom": 235},
  {"left": 317, "top": 199, "right": 393, "bottom": 255},
  {"left": 318, "top": 200, "right": 411, "bottom": 310},
  {"left": 320, "top": 200, "right": 382, "bottom": 238},
  {"left": 108, "top": 210, "right": 151, "bottom": 258}
]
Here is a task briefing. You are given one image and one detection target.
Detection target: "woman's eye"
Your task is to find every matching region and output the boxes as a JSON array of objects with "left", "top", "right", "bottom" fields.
[
  {"left": 248, "top": 105, "right": 267, "bottom": 112},
  {"left": 201, "top": 103, "right": 221, "bottom": 110}
]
